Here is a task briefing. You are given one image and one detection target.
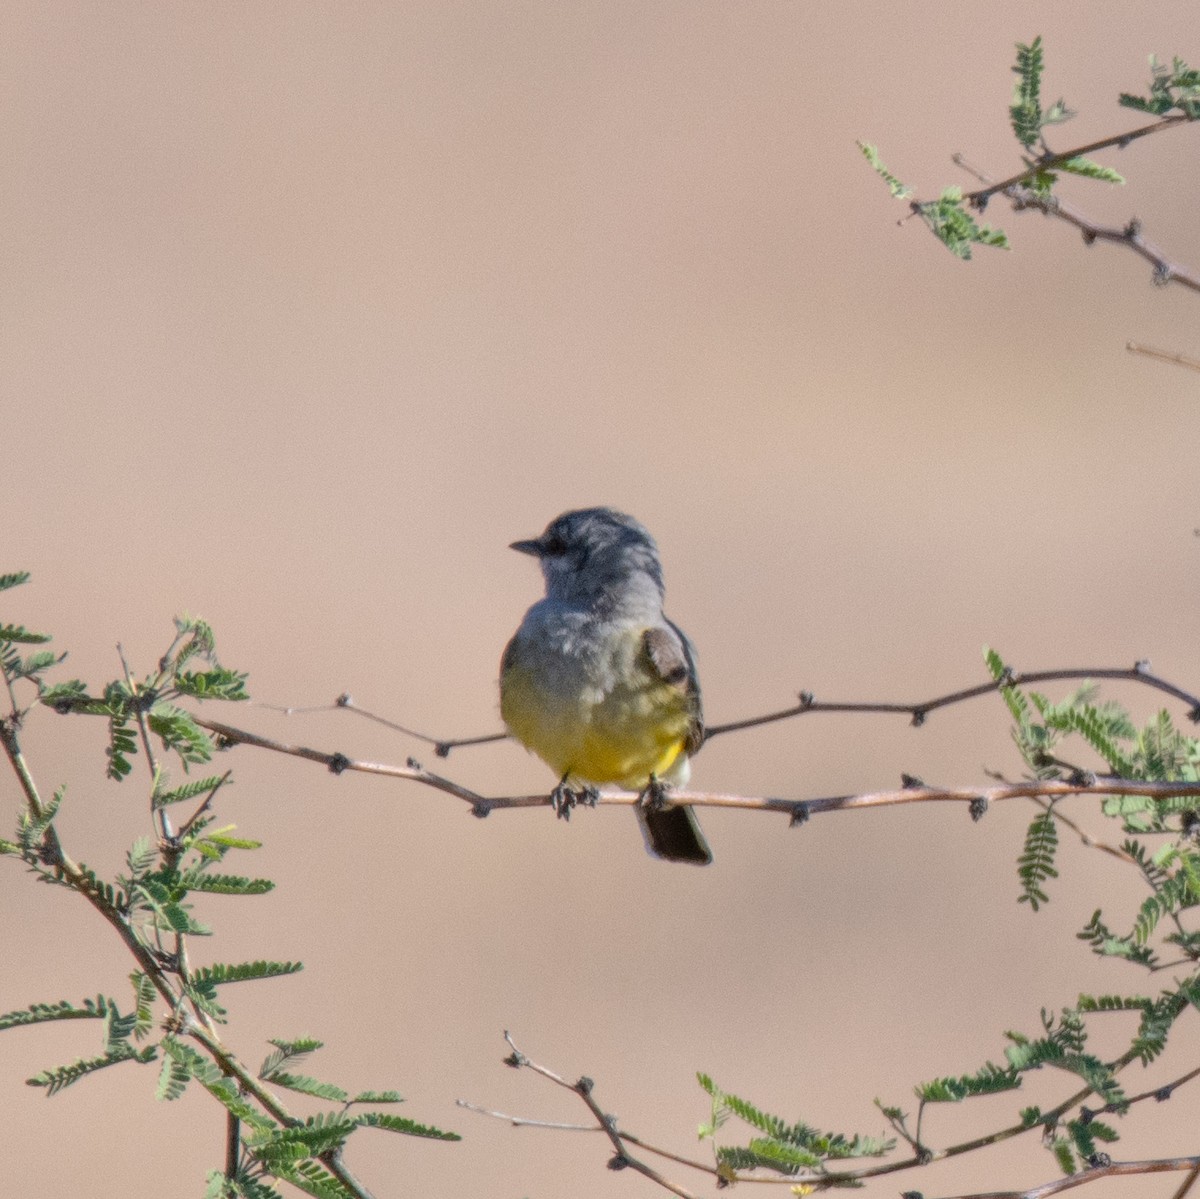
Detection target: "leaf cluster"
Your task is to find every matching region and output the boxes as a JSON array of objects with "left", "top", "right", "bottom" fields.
[
  {"left": 37, "top": 615, "right": 247, "bottom": 782},
  {"left": 697, "top": 1074, "right": 893, "bottom": 1180},
  {"left": 2, "top": 575, "right": 458, "bottom": 1195},
  {"left": 1120, "top": 55, "right": 1200, "bottom": 118},
  {"left": 706, "top": 652, "right": 1200, "bottom": 1184},
  {"left": 863, "top": 37, "right": 1146, "bottom": 257}
]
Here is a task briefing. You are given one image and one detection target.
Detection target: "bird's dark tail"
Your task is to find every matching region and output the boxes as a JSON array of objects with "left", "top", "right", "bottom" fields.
[{"left": 637, "top": 803, "right": 712, "bottom": 865}]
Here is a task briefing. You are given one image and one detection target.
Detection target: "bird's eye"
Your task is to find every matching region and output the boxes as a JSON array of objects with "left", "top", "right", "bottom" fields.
[{"left": 542, "top": 533, "right": 568, "bottom": 556}]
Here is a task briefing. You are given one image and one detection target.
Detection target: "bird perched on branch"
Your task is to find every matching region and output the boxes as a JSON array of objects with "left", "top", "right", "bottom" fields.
[{"left": 500, "top": 507, "right": 712, "bottom": 864}]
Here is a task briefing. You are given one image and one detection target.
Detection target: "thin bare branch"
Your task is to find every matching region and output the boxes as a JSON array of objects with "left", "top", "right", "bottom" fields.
[
  {"left": 500, "top": 1033, "right": 707, "bottom": 1199},
  {"left": 1127, "top": 342, "right": 1200, "bottom": 373},
  {"left": 189, "top": 716, "right": 1200, "bottom": 826},
  {"left": 940, "top": 1155, "right": 1200, "bottom": 1199},
  {"left": 960, "top": 112, "right": 1192, "bottom": 207},
  {"left": 952, "top": 154, "right": 1200, "bottom": 292},
  {"left": 231, "top": 663, "right": 1200, "bottom": 765}
]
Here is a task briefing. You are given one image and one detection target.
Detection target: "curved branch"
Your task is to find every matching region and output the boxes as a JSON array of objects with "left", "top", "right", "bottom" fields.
[{"left": 191, "top": 717, "right": 1200, "bottom": 825}]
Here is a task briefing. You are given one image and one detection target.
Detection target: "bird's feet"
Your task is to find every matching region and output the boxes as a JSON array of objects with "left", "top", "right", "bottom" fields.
[
  {"left": 638, "top": 774, "right": 669, "bottom": 812},
  {"left": 550, "top": 778, "right": 600, "bottom": 821}
]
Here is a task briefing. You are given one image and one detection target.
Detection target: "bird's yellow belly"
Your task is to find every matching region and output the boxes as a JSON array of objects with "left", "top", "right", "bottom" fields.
[{"left": 501, "top": 651, "right": 690, "bottom": 789}]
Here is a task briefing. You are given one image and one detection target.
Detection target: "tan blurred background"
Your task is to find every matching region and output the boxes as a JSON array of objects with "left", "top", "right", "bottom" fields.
[{"left": 4, "top": 2, "right": 1200, "bottom": 1196}]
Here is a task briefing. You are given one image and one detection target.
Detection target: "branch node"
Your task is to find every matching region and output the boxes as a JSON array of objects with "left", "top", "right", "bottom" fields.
[
  {"left": 1125, "top": 216, "right": 1143, "bottom": 239},
  {"left": 969, "top": 796, "right": 989, "bottom": 822},
  {"left": 576, "top": 1076, "right": 594, "bottom": 1096},
  {"left": 607, "top": 1153, "right": 630, "bottom": 1171},
  {"left": 1155, "top": 1085, "right": 1174, "bottom": 1102},
  {"left": 901, "top": 774, "right": 925, "bottom": 789},
  {"left": 797, "top": 690, "right": 815, "bottom": 710},
  {"left": 335, "top": 692, "right": 352, "bottom": 708},
  {"left": 407, "top": 756, "right": 422, "bottom": 771},
  {"left": 1133, "top": 658, "right": 1151, "bottom": 674},
  {"left": 435, "top": 742, "right": 452, "bottom": 758},
  {"left": 789, "top": 802, "right": 810, "bottom": 827},
  {"left": 910, "top": 708, "right": 927, "bottom": 727},
  {"left": 471, "top": 802, "right": 492, "bottom": 819},
  {"left": 1068, "top": 769, "right": 1097, "bottom": 788},
  {"left": 1078, "top": 1105, "right": 1094, "bottom": 1125},
  {"left": 1087, "top": 1152, "right": 1112, "bottom": 1169},
  {"left": 327, "top": 752, "right": 350, "bottom": 775}
]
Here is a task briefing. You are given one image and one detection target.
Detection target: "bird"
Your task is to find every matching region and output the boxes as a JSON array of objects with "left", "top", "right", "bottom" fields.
[{"left": 499, "top": 507, "right": 712, "bottom": 864}]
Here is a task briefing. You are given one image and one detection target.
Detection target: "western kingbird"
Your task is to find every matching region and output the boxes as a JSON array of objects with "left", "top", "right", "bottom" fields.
[{"left": 500, "top": 507, "right": 712, "bottom": 864}]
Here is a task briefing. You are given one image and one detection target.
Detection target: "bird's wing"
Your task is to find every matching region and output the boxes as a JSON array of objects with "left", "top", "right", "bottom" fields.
[{"left": 642, "top": 620, "right": 704, "bottom": 756}]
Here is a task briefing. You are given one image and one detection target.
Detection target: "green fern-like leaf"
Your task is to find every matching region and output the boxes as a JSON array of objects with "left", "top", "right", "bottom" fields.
[
  {"left": 1051, "top": 1136, "right": 1076, "bottom": 1174},
  {"left": 170, "top": 616, "right": 217, "bottom": 669},
  {"left": 1131, "top": 993, "right": 1187, "bottom": 1065},
  {"left": 0, "top": 623, "right": 52, "bottom": 645},
  {"left": 268, "top": 1160, "right": 357, "bottom": 1199},
  {"left": 349, "top": 1090, "right": 404, "bottom": 1105},
  {"left": 156, "top": 1048, "right": 192, "bottom": 1101},
  {"left": 153, "top": 774, "right": 229, "bottom": 809},
  {"left": 1004, "top": 1033, "right": 1064, "bottom": 1073},
  {"left": 201, "top": 829, "right": 263, "bottom": 852},
  {"left": 915, "top": 1062, "right": 1020, "bottom": 1103},
  {"left": 174, "top": 667, "right": 249, "bottom": 702},
  {"left": 1057, "top": 156, "right": 1124, "bottom": 184},
  {"left": 193, "top": 961, "right": 304, "bottom": 989},
  {"left": 163, "top": 1039, "right": 277, "bottom": 1132},
  {"left": 917, "top": 189, "right": 1009, "bottom": 259},
  {"left": 181, "top": 872, "right": 275, "bottom": 896},
  {"left": 260, "top": 1037, "right": 324, "bottom": 1080},
  {"left": 1073, "top": 993, "right": 1152, "bottom": 1015},
  {"left": 0, "top": 571, "right": 30, "bottom": 592},
  {"left": 697, "top": 1077, "right": 891, "bottom": 1165},
  {"left": 351, "top": 1111, "right": 461, "bottom": 1140},
  {"left": 148, "top": 702, "right": 214, "bottom": 767},
  {"left": 107, "top": 714, "right": 137, "bottom": 780},
  {"left": 125, "top": 836, "right": 157, "bottom": 880},
  {"left": 1120, "top": 55, "right": 1200, "bottom": 118},
  {"left": 9, "top": 648, "right": 63, "bottom": 683},
  {"left": 250, "top": 1114, "right": 357, "bottom": 1164},
  {"left": 27, "top": 1043, "right": 154, "bottom": 1095},
  {"left": 104, "top": 1001, "right": 140, "bottom": 1049},
  {"left": 17, "top": 783, "right": 64, "bottom": 857},
  {"left": 1132, "top": 876, "right": 1192, "bottom": 945},
  {"left": 1059, "top": 1053, "right": 1124, "bottom": 1108},
  {"left": 0, "top": 995, "right": 114, "bottom": 1031},
  {"left": 1017, "top": 809, "right": 1059, "bottom": 909},
  {"left": 742, "top": 1138, "right": 823, "bottom": 1173},
  {"left": 857, "top": 142, "right": 913, "bottom": 199},
  {"left": 1010, "top": 37, "right": 1046, "bottom": 148},
  {"left": 984, "top": 647, "right": 1032, "bottom": 727},
  {"left": 265, "top": 1073, "right": 349, "bottom": 1103},
  {"left": 129, "top": 972, "right": 157, "bottom": 1040},
  {"left": 1044, "top": 705, "right": 1134, "bottom": 774}
]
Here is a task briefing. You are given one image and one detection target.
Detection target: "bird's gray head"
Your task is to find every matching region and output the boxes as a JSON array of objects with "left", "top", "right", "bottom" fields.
[{"left": 511, "top": 508, "right": 666, "bottom": 611}]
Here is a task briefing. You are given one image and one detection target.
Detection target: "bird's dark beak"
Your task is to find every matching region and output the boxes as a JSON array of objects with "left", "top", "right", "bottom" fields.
[{"left": 509, "top": 537, "right": 545, "bottom": 557}]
